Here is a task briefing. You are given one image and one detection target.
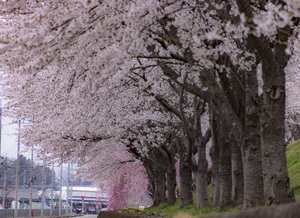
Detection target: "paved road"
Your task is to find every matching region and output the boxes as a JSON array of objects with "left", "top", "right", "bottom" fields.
[
  {"left": 78, "top": 215, "right": 98, "bottom": 218},
  {"left": 25, "top": 215, "right": 98, "bottom": 218}
]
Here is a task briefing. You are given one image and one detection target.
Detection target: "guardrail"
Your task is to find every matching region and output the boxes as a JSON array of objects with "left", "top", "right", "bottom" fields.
[{"left": 0, "top": 208, "right": 71, "bottom": 217}]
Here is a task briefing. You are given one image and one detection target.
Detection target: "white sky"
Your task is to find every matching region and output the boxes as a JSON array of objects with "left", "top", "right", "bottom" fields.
[
  {"left": 0, "top": 100, "right": 59, "bottom": 166},
  {"left": 0, "top": 100, "right": 39, "bottom": 160},
  {"left": 0, "top": 103, "right": 20, "bottom": 159},
  {"left": 0, "top": 101, "right": 78, "bottom": 181}
]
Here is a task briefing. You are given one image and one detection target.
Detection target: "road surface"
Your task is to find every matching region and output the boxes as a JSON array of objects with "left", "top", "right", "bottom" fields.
[{"left": 78, "top": 215, "right": 98, "bottom": 218}]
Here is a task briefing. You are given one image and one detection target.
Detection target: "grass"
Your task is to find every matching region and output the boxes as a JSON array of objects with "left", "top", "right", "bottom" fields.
[
  {"left": 130, "top": 140, "right": 300, "bottom": 217},
  {"left": 142, "top": 199, "right": 237, "bottom": 218},
  {"left": 142, "top": 186, "right": 239, "bottom": 218},
  {"left": 286, "top": 140, "right": 300, "bottom": 199}
]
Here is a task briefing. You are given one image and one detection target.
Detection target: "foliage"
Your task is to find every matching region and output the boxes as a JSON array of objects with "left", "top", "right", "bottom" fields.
[
  {"left": 0, "top": 0, "right": 299, "bottom": 210},
  {"left": 94, "top": 153, "right": 149, "bottom": 210}
]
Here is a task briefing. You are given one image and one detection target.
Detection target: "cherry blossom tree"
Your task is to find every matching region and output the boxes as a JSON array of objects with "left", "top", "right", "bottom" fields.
[
  {"left": 0, "top": 0, "right": 299, "bottom": 211},
  {"left": 286, "top": 47, "right": 300, "bottom": 143},
  {"left": 80, "top": 150, "right": 149, "bottom": 210}
]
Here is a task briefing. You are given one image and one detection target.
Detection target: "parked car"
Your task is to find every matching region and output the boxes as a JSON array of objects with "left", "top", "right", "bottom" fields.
[
  {"left": 87, "top": 207, "right": 96, "bottom": 214},
  {"left": 101, "top": 205, "right": 107, "bottom": 211},
  {"left": 75, "top": 206, "right": 83, "bottom": 214}
]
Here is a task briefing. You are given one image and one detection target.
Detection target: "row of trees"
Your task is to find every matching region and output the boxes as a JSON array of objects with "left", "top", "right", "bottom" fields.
[
  {"left": 0, "top": 155, "right": 55, "bottom": 188},
  {"left": 0, "top": 0, "right": 299, "bottom": 210}
]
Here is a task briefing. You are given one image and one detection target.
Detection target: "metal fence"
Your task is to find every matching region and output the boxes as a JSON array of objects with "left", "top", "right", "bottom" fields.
[{"left": 0, "top": 209, "right": 71, "bottom": 217}]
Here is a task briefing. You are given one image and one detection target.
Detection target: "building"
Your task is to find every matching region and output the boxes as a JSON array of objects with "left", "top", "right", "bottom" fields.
[
  {"left": 1, "top": 186, "right": 108, "bottom": 211},
  {"left": 65, "top": 186, "right": 108, "bottom": 212},
  {"left": 0, "top": 188, "right": 40, "bottom": 209}
]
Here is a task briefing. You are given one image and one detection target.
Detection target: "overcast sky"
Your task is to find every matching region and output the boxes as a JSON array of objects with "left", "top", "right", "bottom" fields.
[
  {"left": 1, "top": 105, "right": 19, "bottom": 159},
  {"left": 0, "top": 102, "right": 78, "bottom": 183},
  {"left": 0, "top": 100, "right": 36, "bottom": 160}
]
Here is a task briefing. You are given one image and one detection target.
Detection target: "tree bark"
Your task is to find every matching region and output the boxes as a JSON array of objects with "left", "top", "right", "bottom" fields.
[
  {"left": 210, "top": 110, "right": 221, "bottom": 208},
  {"left": 166, "top": 162, "right": 177, "bottom": 206},
  {"left": 215, "top": 53, "right": 245, "bottom": 208},
  {"left": 230, "top": 136, "right": 244, "bottom": 207},
  {"left": 195, "top": 148, "right": 209, "bottom": 208},
  {"left": 144, "top": 163, "right": 155, "bottom": 201},
  {"left": 259, "top": 36, "right": 295, "bottom": 204},
  {"left": 242, "top": 68, "right": 264, "bottom": 208},
  {"left": 179, "top": 160, "right": 193, "bottom": 208},
  {"left": 152, "top": 169, "right": 166, "bottom": 206},
  {"left": 236, "top": 0, "right": 295, "bottom": 205},
  {"left": 219, "top": 120, "right": 232, "bottom": 208},
  {"left": 174, "top": 137, "right": 193, "bottom": 208}
]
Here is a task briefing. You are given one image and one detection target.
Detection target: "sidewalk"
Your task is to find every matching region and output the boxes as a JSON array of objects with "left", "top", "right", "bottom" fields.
[{"left": 19, "top": 215, "right": 82, "bottom": 218}]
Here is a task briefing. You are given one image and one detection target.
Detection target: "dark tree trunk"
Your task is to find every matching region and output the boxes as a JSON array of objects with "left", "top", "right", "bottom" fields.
[
  {"left": 236, "top": 0, "right": 295, "bottom": 205},
  {"left": 154, "top": 140, "right": 177, "bottom": 206},
  {"left": 259, "top": 34, "right": 295, "bottom": 204},
  {"left": 215, "top": 52, "right": 246, "bottom": 208},
  {"left": 166, "top": 162, "right": 177, "bottom": 206},
  {"left": 179, "top": 160, "right": 193, "bottom": 208},
  {"left": 210, "top": 111, "right": 220, "bottom": 208},
  {"left": 219, "top": 120, "right": 232, "bottom": 208},
  {"left": 195, "top": 142, "right": 209, "bottom": 208},
  {"left": 175, "top": 137, "right": 193, "bottom": 208},
  {"left": 194, "top": 126, "right": 211, "bottom": 208},
  {"left": 230, "top": 136, "right": 244, "bottom": 207},
  {"left": 152, "top": 169, "right": 166, "bottom": 206},
  {"left": 144, "top": 164, "right": 155, "bottom": 201},
  {"left": 243, "top": 68, "right": 264, "bottom": 208},
  {"left": 127, "top": 143, "right": 157, "bottom": 204},
  {"left": 140, "top": 147, "right": 168, "bottom": 207}
]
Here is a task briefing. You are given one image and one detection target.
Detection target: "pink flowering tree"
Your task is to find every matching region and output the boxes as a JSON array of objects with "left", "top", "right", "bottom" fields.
[
  {"left": 105, "top": 161, "right": 149, "bottom": 210},
  {"left": 0, "top": 0, "right": 300, "bottom": 210}
]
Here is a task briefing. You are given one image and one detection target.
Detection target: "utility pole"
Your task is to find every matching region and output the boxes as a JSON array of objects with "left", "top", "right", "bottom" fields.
[
  {"left": 14, "top": 119, "right": 21, "bottom": 218},
  {"left": 59, "top": 164, "right": 62, "bottom": 216},
  {"left": 2, "top": 155, "right": 7, "bottom": 209},
  {"left": 66, "top": 161, "right": 71, "bottom": 215},
  {"left": 70, "top": 160, "right": 73, "bottom": 214},
  {"left": 22, "top": 171, "right": 25, "bottom": 207},
  {"left": 50, "top": 163, "right": 54, "bottom": 216},
  {"left": 29, "top": 146, "right": 33, "bottom": 217},
  {"left": 41, "top": 154, "right": 46, "bottom": 217}
]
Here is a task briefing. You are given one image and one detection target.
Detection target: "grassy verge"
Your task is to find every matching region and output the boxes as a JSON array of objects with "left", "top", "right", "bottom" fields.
[
  {"left": 143, "top": 200, "right": 237, "bottom": 218},
  {"left": 286, "top": 140, "right": 300, "bottom": 199},
  {"left": 142, "top": 186, "right": 239, "bottom": 218},
  {"left": 132, "top": 140, "right": 300, "bottom": 217}
]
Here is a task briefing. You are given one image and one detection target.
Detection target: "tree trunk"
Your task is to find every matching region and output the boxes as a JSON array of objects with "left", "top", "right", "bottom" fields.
[
  {"left": 230, "top": 136, "right": 244, "bottom": 207},
  {"left": 195, "top": 158, "right": 208, "bottom": 208},
  {"left": 152, "top": 169, "right": 166, "bottom": 206},
  {"left": 142, "top": 159, "right": 155, "bottom": 202},
  {"left": 219, "top": 121, "right": 232, "bottom": 208},
  {"left": 195, "top": 139, "right": 209, "bottom": 208},
  {"left": 210, "top": 110, "right": 220, "bottom": 208},
  {"left": 260, "top": 46, "right": 294, "bottom": 204},
  {"left": 174, "top": 137, "right": 193, "bottom": 208},
  {"left": 236, "top": 0, "right": 295, "bottom": 203},
  {"left": 243, "top": 68, "right": 264, "bottom": 208},
  {"left": 179, "top": 160, "right": 193, "bottom": 208},
  {"left": 166, "top": 162, "right": 177, "bottom": 206}
]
